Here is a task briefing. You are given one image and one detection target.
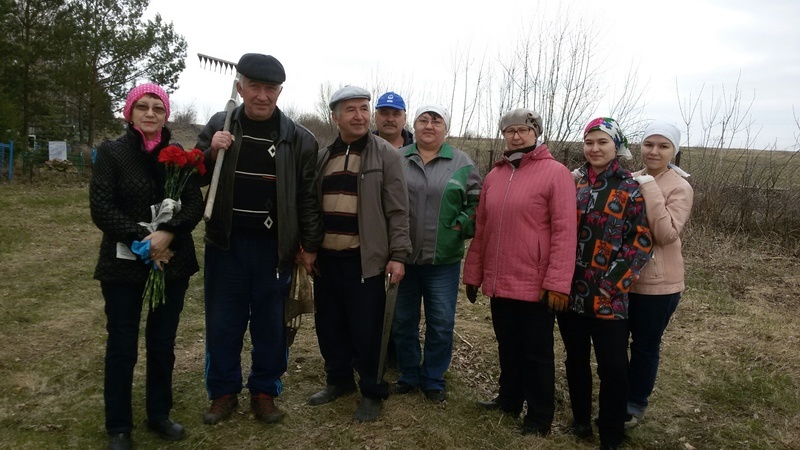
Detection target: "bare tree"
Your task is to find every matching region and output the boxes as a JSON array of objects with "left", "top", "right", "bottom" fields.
[
  {"left": 675, "top": 76, "right": 800, "bottom": 240},
  {"left": 608, "top": 61, "right": 647, "bottom": 137},
  {"left": 490, "top": 11, "right": 610, "bottom": 164},
  {"left": 171, "top": 101, "right": 197, "bottom": 126},
  {"left": 314, "top": 81, "right": 337, "bottom": 137}
]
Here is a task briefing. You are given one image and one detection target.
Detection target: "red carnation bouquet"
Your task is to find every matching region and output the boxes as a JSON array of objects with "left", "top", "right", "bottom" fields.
[{"left": 140, "top": 145, "right": 206, "bottom": 309}]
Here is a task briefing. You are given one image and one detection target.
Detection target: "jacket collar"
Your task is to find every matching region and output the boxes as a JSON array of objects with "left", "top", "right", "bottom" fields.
[
  {"left": 231, "top": 104, "right": 296, "bottom": 143},
  {"left": 404, "top": 141, "right": 454, "bottom": 160},
  {"left": 125, "top": 124, "right": 172, "bottom": 152},
  {"left": 496, "top": 143, "right": 553, "bottom": 168},
  {"left": 373, "top": 128, "right": 415, "bottom": 147},
  {"left": 580, "top": 158, "right": 631, "bottom": 181}
]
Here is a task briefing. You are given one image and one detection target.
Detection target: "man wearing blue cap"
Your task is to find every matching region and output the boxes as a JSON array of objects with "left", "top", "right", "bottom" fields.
[
  {"left": 308, "top": 85, "right": 411, "bottom": 422},
  {"left": 196, "top": 53, "right": 322, "bottom": 426},
  {"left": 374, "top": 91, "right": 414, "bottom": 149}
]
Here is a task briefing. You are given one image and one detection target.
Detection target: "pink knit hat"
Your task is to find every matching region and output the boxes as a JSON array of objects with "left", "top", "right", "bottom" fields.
[{"left": 123, "top": 83, "right": 170, "bottom": 122}]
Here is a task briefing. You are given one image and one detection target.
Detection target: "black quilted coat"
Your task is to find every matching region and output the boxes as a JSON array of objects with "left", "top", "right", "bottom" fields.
[{"left": 90, "top": 126, "right": 203, "bottom": 284}]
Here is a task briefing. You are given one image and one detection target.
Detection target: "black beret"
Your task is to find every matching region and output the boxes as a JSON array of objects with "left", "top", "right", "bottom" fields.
[{"left": 237, "top": 53, "right": 286, "bottom": 84}]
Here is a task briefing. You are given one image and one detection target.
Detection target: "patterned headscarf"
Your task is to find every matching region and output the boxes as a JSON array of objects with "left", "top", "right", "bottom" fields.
[{"left": 584, "top": 117, "right": 632, "bottom": 160}]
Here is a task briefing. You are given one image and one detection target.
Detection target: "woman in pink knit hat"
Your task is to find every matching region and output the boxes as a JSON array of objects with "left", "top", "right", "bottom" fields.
[{"left": 90, "top": 83, "right": 203, "bottom": 450}]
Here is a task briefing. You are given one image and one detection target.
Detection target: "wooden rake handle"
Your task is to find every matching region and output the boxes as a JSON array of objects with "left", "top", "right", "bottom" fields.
[{"left": 203, "top": 87, "right": 238, "bottom": 222}]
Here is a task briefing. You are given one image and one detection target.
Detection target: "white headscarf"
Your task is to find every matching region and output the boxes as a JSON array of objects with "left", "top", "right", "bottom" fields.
[{"left": 642, "top": 120, "right": 690, "bottom": 177}]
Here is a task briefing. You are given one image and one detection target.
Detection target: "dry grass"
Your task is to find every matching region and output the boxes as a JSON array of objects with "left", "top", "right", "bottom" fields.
[{"left": 0, "top": 177, "right": 799, "bottom": 449}]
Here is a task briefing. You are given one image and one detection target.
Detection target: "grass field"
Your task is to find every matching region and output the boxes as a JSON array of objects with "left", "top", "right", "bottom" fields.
[{"left": 0, "top": 175, "right": 798, "bottom": 449}]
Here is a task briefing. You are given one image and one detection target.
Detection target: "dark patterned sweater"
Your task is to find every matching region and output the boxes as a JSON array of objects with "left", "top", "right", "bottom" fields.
[
  {"left": 570, "top": 159, "right": 653, "bottom": 319},
  {"left": 90, "top": 126, "right": 203, "bottom": 283}
]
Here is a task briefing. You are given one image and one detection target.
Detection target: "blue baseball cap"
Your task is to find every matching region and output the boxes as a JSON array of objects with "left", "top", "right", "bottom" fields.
[{"left": 376, "top": 91, "right": 406, "bottom": 110}]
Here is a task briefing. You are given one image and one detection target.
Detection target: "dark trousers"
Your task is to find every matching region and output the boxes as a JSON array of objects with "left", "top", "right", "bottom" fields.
[
  {"left": 204, "top": 237, "right": 289, "bottom": 399},
  {"left": 628, "top": 292, "right": 680, "bottom": 416},
  {"left": 558, "top": 311, "right": 628, "bottom": 447},
  {"left": 491, "top": 297, "right": 555, "bottom": 431},
  {"left": 102, "top": 278, "right": 187, "bottom": 434},
  {"left": 314, "top": 252, "right": 389, "bottom": 400}
]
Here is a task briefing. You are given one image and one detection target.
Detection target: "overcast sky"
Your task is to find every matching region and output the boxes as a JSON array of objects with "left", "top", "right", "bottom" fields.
[{"left": 144, "top": 0, "right": 800, "bottom": 150}]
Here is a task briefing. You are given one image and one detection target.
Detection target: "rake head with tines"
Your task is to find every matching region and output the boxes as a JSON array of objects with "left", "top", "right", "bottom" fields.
[
  {"left": 198, "top": 53, "right": 239, "bottom": 222},
  {"left": 198, "top": 53, "right": 237, "bottom": 74}
]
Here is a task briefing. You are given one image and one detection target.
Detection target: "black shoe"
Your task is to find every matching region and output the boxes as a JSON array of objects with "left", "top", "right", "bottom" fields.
[
  {"left": 570, "top": 421, "right": 593, "bottom": 440},
  {"left": 392, "top": 382, "right": 417, "bottom": 395},
  {"left": 476, "top": 396, "right": 521, "bottom": 416},
  {"left": 308, "top": 382, "right": 357, "bottom": 406},
  {"left": 107, "top": 433, "right": 131, "bottom": 450},
  {"left": 521, "top": 417, "right": 550, "bottom": 436},
  {"left": 521, "top": 424, "right": 550, "bottom": 437},
  {"left": 624, "top": 413, "right": 639, "bottom": 429},
  {"left": 353, "top": 397, "right": 382, "bottom": 422},
  {"left": 424, "top": 389, "right": 447, "bottom": 403},
  {"left": 147, "top": 418, "right": 185, "bottom": 441}
]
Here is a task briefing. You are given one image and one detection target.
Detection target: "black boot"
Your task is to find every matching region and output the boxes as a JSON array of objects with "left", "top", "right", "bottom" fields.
[
  {"left": 353, "top": 396, "right": 382, "bottom": 422},
  {"left": 308, "top": 382, "right": 357, "bottom": 406}
]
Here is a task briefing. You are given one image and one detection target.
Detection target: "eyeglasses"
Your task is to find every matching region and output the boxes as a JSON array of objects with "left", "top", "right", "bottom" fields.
[
  {"left": 416, "top": 118, "right": 446, "bottom": 128},
  {"left": 503, "top": 127, "right": 533, "bottom": 138},
  {"left": 134, "top": 103, "right": 167, "bottom": 115}
]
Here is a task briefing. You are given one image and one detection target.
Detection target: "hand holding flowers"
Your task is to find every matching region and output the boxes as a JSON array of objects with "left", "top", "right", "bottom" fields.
[{"left": 137, "top": 146, "right": 206, "bottom": 309}]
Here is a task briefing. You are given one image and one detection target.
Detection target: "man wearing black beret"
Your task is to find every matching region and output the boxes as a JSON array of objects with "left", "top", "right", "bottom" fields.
[{"left": 196, "top": 53, "right": 323, "bottom": 426}]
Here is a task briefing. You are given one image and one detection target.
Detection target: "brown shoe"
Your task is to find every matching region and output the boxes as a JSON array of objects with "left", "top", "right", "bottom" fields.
[
  {"left": 251, "top": 392, "right": 284, "bottom": 424},
  {"left": 203, "top": 393, "right": 238, "bottom": 425}
]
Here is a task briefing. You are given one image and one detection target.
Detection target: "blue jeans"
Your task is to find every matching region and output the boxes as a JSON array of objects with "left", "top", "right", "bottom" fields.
[
  {"left": 102, "top": 278, "right": 187, "bottom": 434},
  {"left": 204, "top": 236, "right": 290, "bottom": 399},
  {"left": 627, "top": 292, "right": 680, "bottom": 417},
  {"left": 392, "top": 262, "right": 460, "bottom": 391}
]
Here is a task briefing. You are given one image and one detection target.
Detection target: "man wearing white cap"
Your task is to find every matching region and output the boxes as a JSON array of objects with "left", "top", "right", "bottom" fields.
[{"left": 308, "top": 85, "right": 411, "bottom": 422}]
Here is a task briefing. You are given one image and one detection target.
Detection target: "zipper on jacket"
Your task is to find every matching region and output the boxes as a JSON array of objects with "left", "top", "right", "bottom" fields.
[
  {"left": 276, "top": 268, "right": 280, "bottom": 280},
  {"left": 361, "top": 276, "right": 365, "bottom": 284},
  {"left": 491, "top": 168, "right": 515, "bottom": 294},
  {"left": 344, "top": 144, "right": 350, "bottom": 171}
]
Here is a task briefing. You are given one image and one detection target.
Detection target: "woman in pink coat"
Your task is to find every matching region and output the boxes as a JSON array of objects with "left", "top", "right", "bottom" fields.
[
  {"left": 626, "top": 120, "right": 694, "bottom": 428},
  {"left": 463, "top": 108, "right": 577, "bottom": 436}
]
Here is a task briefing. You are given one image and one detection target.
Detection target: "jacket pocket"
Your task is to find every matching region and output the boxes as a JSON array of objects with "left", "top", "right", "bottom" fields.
[
  {"left": 527, "top": 235, "right": 542, "bottom": 271},
  {"left": 360, "top": 168, "right": 382, "bottom": 178}
]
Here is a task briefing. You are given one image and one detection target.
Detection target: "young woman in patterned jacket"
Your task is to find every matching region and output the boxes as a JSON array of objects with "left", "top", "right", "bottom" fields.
[{"left": 558, "top": 117, "right": 653, "bottom": 450}]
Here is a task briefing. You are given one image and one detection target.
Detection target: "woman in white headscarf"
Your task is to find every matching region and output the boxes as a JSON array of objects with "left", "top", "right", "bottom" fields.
[{"left": 626, "top": 121, "right": 694, "bottom": 428}]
